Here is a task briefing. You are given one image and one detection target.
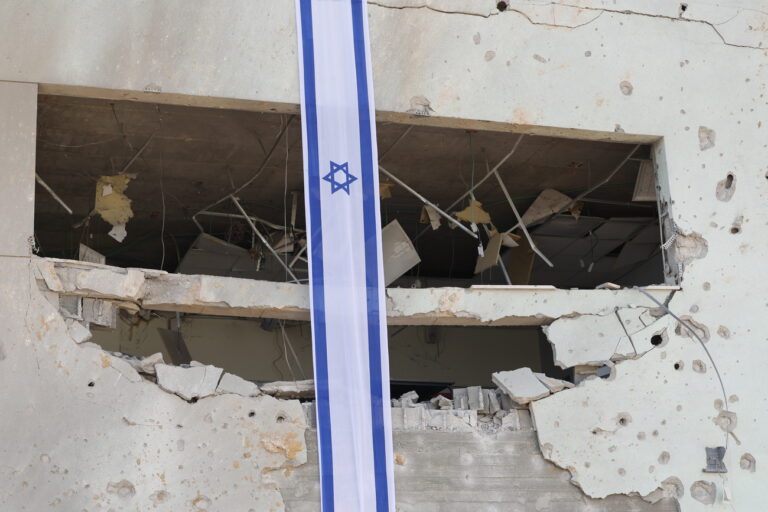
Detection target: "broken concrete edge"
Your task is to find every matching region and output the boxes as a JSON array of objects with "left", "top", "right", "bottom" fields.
[
  {"left": 32, "top": 285, "right": 311, "bottom": 494},
  {"left": 302, "top": 397, "right": 536, "bottom": 433},
  {"left": 493, "top": 367, "right": 551, "bottom": 404},
  {"left": 528, "top": 345, "right": 697, "bottom": 504},
  {"left": 261, "top": 380, "right": 314, "bottom": 399},
  {"left": 87, "top": 347, "right": 266, "bottom": 403},
  {"left": 542, "top": 307, "right": 673, "bottom": 369},
  {"left": 91, "top": 344, "right": 537, "bottom": 434},
  {"left": 37, "top": 256, "right": 677, "bottom": 327}
]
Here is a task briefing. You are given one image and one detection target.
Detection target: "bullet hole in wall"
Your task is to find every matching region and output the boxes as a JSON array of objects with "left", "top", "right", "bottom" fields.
[
  {"left": 617, "top": 413, "right": 632, "bottom": 427},
  {"left": 497, "top": 1, "right": 508, "bottom": 11},
  {"left": 716, "top": 173, "right": 736, "bottom": 201}
]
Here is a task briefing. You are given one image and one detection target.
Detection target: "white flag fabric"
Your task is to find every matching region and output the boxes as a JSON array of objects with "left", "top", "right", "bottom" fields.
[{"left": 294, "top": 1, "right": 395, "bottom": 511}]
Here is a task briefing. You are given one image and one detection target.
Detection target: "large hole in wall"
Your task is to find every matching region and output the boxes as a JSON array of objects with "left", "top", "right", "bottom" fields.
[
  {"left": 88, "top": 312, "right": 567, "bottom": 397},
  {"left": 34, "top": 94, "right": 665, "bottom": 289}
]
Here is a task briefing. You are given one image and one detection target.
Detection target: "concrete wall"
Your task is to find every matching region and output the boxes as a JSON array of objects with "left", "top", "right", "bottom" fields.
[
  {"left": 1, "top": 0, "right": 767, "bottom": 510},
  {"left": 91, "top": 317, "right": 543, "bottom": 387},
  {"left": 278, "top": 430, "right": 678, "bottom": 512},
  {"left": 0, "top": 81, "right": 36, "bottom": 256}
]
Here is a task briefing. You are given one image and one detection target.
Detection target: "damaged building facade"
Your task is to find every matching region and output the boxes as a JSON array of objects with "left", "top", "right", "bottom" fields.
[{"left": 0, "top": 1, "right": 765, "bottom": 510}]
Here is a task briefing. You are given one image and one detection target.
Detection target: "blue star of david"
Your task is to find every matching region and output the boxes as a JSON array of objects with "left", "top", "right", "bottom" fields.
[{"left": 322, "top": 161, "right": 357, "bottom": 195}]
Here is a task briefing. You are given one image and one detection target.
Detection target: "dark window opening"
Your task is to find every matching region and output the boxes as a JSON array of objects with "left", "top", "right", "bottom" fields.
[{"left": 34, "top": 95, "right": 665, "bottom": 290}]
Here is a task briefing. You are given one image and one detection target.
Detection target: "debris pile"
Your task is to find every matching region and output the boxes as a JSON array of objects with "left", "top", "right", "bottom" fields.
[
  {"left": 382, "top": 366, "right": 574, "bottom": 431},
  {"left": 104, "top": 351, "right": 265, "bottom": 402}
]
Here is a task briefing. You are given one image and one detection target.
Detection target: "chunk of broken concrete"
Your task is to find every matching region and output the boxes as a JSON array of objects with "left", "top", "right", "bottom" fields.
[
  {"left": 544, "top": 308, "right": 661, "bottom": 368},
  {"left": 133, "top": 352, "right": 164, "bottom": 375},
  {"left": 452, "top": 388, "right": 469, "bottom": 410},
  {"left": 260, "top": 379, "right": 314, "bottom": 399},
  {"left": 66, "top": 319, "right": 92, "bottom": 343},
  {"left": 430, "top": 395, "right": 453, "bottom": 410},
  {"left": 467, "top": 386, "right": 485, "bottom": 411},
  {"left": 216, "top": 372, "right": 261, "bottom": 397},
  {"left": 109, "top": 351, "right": 164, "bottom": 375},
  {"left": 486, "top": 389, "right": 501, "bottom": 414},
  {"left": 534, "top": 372, "right": 575, "bottom": 393},
  {"left": 103, "top": 354, "right": 142, "bottom": 383},
  {"left": 492, "top": 367, "right": 550, "bottom": 404},
  {"left": 398, "top": 390, "right": 419, "bottom": 408},
  {"left": 155, "top": 363, "right": 223, "bottom": 401}
]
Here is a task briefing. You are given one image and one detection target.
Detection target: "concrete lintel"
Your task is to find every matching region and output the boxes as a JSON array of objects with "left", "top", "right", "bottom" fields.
[
  {"left": 39, "top": 83, "right": 659, "bottom": 144},
  {"left": 41, "top": 258, "right": 676, "bottom": 326}
]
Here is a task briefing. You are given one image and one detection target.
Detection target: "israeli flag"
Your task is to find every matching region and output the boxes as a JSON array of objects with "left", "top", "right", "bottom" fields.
[{"left": 295, "top": 1, "right": 395, "bottom": 510}]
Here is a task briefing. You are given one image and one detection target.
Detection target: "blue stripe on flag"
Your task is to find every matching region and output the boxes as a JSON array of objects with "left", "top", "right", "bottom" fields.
[
  {"left": 298, "top": 0, "right": 335, "bottom": 509},
  {"left": 350, "top": 1, "right": 390, "bottom": 510}
]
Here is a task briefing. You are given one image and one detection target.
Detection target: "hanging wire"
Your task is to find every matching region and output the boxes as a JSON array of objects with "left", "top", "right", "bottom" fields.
[
  {"left": 159, "top": 150, "right": 166, "bottom": 270},
  {"left": 634, "top": 286, "right": 730, "bottom": 449},
  {"left": 283, "top": 115, "right": 290, "bottom": 281},
  {"left": 280, "top": 320, "right": 308, "bottom": 380},
  {"left": 156, "top": 105, "right": 166, "bottom": 271}
]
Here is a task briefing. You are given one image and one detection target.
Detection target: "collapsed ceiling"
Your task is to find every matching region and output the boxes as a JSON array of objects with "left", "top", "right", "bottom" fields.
[{"left": 34, "top": 95, "right": 662, "bottom": 288}]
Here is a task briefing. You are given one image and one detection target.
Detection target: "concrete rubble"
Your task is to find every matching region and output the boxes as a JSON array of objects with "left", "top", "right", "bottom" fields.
[
  {"left": 65, "top": 318, "right": 92, "bottom": 343},
  {"left": 385, "top": 366, "right": 576, "bottom": 432},
  {"left": 108, "top": 351, "right": 164, "bottom": 376},
  {"left": 8, "top": 1, "right": 761, "bottom": 507},
  {"left": 303, "top": 398, "right": 535, "bottom": 433},
  {"left": 155, "top": 363, "right": 223, "bottom": 401},
  {"left": 29, "top": 260, "right": 690, "bottom": 508},
  {"left": 493, "top": 367, "right": 551, "bottom": 404},
  {"left": 216, "top": 372, "right": 261, "bottom": 397},
  {"left": 535, "top": 372, "right": 575, "bottom": 393},
  {"left": 260, "top": 379, "right": 315, "bottom": 399}
]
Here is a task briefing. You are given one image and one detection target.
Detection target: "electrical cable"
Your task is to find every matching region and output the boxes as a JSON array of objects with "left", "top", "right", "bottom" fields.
[{"left": 634, "top": 286, "right": 730, "bottom": 449}]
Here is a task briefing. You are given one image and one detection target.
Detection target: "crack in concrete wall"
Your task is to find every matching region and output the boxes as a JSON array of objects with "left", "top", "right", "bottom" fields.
[
  {"left": 370, "top": 0, "right": 767, "bottom": 49},
  {"left": 544, "top": 307, "right": 672, "bottom": 368}
]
